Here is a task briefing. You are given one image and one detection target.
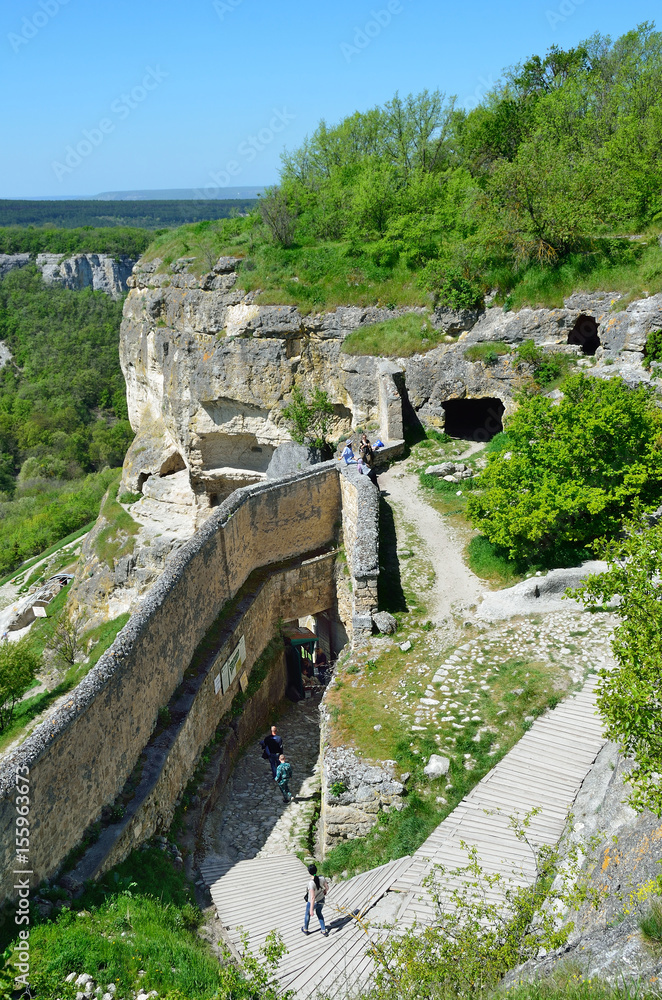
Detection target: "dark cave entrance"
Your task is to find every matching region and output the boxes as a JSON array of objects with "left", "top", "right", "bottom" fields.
[
  {"left": 443, "top": 397, "right": 505, "bottom": 441},
  {"left": 568, "top": 314, "right": 601, "bottom": 355}
]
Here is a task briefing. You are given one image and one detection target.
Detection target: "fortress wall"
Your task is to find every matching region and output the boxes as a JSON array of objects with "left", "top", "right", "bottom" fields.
[
  {"left": 340, "top": 466, "right": 380, "bottom": 643},
  {"left": 98, "top": 551, "right": 338, "bottom": 877},
  {"left": 0, "top": 464, "right": 341, "bottom": 901}
]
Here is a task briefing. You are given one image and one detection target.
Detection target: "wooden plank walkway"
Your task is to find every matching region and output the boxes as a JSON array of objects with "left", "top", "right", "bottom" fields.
[{"left": 201, "top": 676, "right": 606, "bottom": 998}]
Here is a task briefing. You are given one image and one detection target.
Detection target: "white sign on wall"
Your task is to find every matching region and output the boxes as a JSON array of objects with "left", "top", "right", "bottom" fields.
[
  {"left": 214, "top": 673, "right": 221, "bottom": 695},
  {"left": 220, "top": 635, "right": 247, "bottom": 694}
]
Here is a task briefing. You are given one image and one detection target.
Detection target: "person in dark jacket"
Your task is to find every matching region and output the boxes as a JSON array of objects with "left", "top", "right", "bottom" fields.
[{"left": 261, "top": 725, "right": 283, "bottom": 778}]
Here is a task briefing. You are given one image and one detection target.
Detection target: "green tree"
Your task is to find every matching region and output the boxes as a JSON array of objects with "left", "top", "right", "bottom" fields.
[
  {"left": 281, "top": 385, "right": 334, "bottom": 450},
  {"left": 572, "top": 514, "right": 662, "bottom": 815},
  {"left": 466, "top": 374, "right": 662, "bottom": 563},
  {"left": 0, "top": 638, "right": 41, "bottom": 732}
]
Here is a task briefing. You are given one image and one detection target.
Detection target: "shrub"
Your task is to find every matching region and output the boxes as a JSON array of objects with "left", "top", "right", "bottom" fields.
[
  {"left": 573, "top": 517, "right": 662, "bottom": 816},
  {"left": 515, "top": 339, "right": 573, "bottom": 388},
  {"left": 467, "top": 374, "right": 662, "bottom": 564},
  {"left": 281, "top": 385, "right": 334, "bottom": 449},
  {"left": 643, "top": 329, "right": 662, "bottom": 369},
  {"left": 0, "top": 638, "right": 41, "bottom": 732}
]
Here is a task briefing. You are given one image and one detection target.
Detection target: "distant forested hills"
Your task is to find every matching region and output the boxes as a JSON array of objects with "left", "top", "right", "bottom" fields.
[
  {"left": 0, "top": 227, "right": 152, "bottom": 259},
  {"left": 0, "top": 198, "right": 257, "bottom": 230}
]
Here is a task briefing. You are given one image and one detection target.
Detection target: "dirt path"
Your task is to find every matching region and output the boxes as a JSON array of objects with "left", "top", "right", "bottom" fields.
[{"left": 378, "top": 465, "right": 484, "bottom": 627}]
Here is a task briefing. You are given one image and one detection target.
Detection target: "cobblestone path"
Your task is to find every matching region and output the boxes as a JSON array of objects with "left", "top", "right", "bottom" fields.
[{"left": 202, "top": 694, "right": 322, "bottom": 864}]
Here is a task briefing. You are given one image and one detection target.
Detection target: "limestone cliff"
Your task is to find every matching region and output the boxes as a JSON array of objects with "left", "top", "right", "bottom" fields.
[
  {"left": 73, "top": 254, "right": 661, "bottom": 619},
  {"left": 0, "top": 252, "right": 136, "bottom": 298}
]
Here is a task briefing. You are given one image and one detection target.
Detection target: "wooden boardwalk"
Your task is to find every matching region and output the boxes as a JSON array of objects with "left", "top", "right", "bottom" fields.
[{"left": 201, "top": 676, "right": 605, "bottom": 998}]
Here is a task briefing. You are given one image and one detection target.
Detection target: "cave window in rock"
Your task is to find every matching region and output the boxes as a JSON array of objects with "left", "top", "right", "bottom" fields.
[
  {"left": 442, "top": 397, "right": 505, "bottom": 441},
  {"left": 568, "top": 315, "right": 601, "bottom": 355},
  {"left": 159, "top": 452, "right": 186, "bottom": 477},
  {"left": 137, "top": 472, "right": 149, "bottom": 494}
]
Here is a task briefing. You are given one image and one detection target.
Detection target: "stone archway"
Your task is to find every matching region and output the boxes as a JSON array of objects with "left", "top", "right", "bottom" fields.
[
  {"left": 442, "top": 397, "right": 505, "bottom": 441},
  {"left": 568, "top": 315, "right": 601, "bottom": 355}
]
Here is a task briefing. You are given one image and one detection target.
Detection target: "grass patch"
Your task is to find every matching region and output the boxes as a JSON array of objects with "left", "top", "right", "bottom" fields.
[
  {"left": 466, "top": 535, "right": 530, "bottom": 587},
  {"left": 83, "top": 613, "right": 131, "bottom": 669},
  {"left": 342, "top": 312, "right": 444, "bottom": 357},
  {"left": 639, "top": 897, "right": 662, "bottom": 943},
  {"left": 94, "top": 477, "right": 139, "bottom": 568},
  {"left": 1, "top": 847, "right": 277, "bottom": 1000},
  {"left": 464, "top": 341, "right": 512, "bottom": 364},
  {"left": 499, "top": 239, "right": 662, "bottom": 311}
]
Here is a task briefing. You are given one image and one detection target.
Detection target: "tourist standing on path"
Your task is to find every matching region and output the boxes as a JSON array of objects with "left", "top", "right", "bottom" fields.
[
  {"left": 275, "top": 753, "right": 293, "bottom": 803},
  {"left": 302, "top": 864, "right": 329, "bottom": 936},
  {"left": 260, "top": 724, "right": 283, "bottom": 779}
]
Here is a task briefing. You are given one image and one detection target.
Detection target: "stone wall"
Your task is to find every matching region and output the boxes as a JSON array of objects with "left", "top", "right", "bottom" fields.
[
  {"left": 0, "top": 464, "right": 341, "bottom": 901},
  {"left": 320, "top": 742, "right": 405, "bottom": 855},
  {"left": 86, "top": 551, "right": 337, "bottom": 880},
  {"left": 339, "top": 465, "right": 380, "bottom": 644}
]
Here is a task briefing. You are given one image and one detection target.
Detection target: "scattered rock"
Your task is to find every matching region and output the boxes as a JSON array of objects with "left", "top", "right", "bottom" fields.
[
  {"left": 399, "top": 640, "right": 412, "bottom": 652},
  {"left": 423, "top": 754, "right": 451, "bottom": 779},
  {"left": 373, "top": 610, "right": 397, "bottom": 634},
  {"left": 373, "top": 724, "right": 382, "bottom": 731}
]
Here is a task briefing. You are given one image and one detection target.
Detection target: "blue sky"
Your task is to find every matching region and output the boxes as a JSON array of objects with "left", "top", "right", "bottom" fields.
[{"left": 0, "top": 0, "right": 658, "bottom": 197}]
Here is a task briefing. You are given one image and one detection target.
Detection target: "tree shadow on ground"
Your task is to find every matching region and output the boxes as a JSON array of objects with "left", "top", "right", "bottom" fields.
[{"left": 378, "top": 496, "right": 408, "bottom": 615}]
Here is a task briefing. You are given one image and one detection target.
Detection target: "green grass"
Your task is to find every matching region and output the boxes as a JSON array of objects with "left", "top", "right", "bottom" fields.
[
  {"left": 639, "top": 897, "right": 662, "bottom": 943},
  {"left": 0, "top": 607, "right": 132, "bottom": 754},
  {"left": 466, "top": 535, "right": 531, "bottom": 587},
  {"left": 0, "top": 468, "right": 119, "bottom": 579},
  {"left": 0, "top": 847, "right": 277, "bottom": 1000},
  {"left": 464, "top": 341, "right": 512, "bottom": 363},
  {"left": 0, "top": 522, "right": 94, "bottom": 588},
  {"left": 499, "top": 977, "right": 658, "bottom": 1000},
  {"left": 500, "top": 239, "right": 662, "bottom": 311},
  {"left": 94, "top": 477, "right": 140, "bottom": 568},
  {"left": 342, "top": 313, "right": 447, "bottom": 357}
]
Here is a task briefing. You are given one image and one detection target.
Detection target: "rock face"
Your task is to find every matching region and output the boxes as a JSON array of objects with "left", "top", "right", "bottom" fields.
[
  {"left": 506, "top": 742, "right": 662, "bottom": 988},
  {"left": 0, "top": 252, "right": 136, "bottom": 298},
  {"left": 321, "top": 744, "right": 405, "bottom": 851},
  {"left": 36, "top": 253, "right": 135, "bottom": 298}
]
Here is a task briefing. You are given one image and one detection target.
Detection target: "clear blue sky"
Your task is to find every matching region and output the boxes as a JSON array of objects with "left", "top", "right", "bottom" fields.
[{"left": 0, "top": 0, "right": 658, "bottom": 197}]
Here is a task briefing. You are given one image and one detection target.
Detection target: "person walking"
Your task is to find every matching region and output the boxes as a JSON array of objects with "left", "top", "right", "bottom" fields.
[
  {"left": 275, "top": 753, "right": 293, "bottom": 803},
  {"left": 260, "top": 724, "right": 283, "bottom": 779},
  {"left": 301, "top": 863, "right": 329, "bottom": 936}
]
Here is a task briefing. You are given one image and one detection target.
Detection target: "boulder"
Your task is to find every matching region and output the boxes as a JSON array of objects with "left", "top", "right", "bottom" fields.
[
  {"left": 373, "top": 610, "right": 397, "bottom": 634},
  {"left": 423, "top": 754, "right": 451, "bottom": 779},
  {"left": 425, "top": 462, "right": 455, "bottom": 477}
]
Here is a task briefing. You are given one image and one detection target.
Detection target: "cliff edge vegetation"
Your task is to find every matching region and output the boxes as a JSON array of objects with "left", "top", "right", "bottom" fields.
[{"left": 145, "top": 23, "right": 662, "bottom": 314}]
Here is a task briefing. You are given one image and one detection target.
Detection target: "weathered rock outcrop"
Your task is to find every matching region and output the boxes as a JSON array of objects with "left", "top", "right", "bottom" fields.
[
  {"left": 103, "top": 258, "right": 661, "bottom": 615},
  {"left": 320, "top": 744, "right": 405, "bottom": 851},
  {"left": 0, "top": 252, "right": 136, "bottom": 298}
]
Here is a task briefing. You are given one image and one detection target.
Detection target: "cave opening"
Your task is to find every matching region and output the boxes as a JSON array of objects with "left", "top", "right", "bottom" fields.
[
  {"left": 442, "top": 397, "right": 505, "bottom": 441},
  {"left": 568, "top": 314, "right": 601, "bottom": 355}
]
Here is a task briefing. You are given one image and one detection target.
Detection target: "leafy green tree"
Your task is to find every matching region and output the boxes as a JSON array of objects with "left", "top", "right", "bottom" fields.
[
  {"left": 572, "top": 515, "right": 662, "bottom": 815},
  {"left": 282, "top": 385, "right": 335, "bottom": 450},
  {"left": 466, "top": 374, "right": 662, "bottom": 563},
  {"left": 0, "top": 638, "right": 41, "bottom": 732}
]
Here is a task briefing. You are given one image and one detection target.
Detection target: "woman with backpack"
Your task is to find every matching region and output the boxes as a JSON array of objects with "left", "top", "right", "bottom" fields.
[{"left": 301, "top": 863, "right": 329, "bottom": 936}]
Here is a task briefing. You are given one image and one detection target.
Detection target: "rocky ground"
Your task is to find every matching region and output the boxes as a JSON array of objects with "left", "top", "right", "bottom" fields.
[{"left": 201, "top": 695, "right": 323, "bottom": 865}]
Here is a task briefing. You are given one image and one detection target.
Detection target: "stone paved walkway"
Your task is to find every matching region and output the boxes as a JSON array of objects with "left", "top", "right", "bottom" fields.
[{"left": 202, "top": 695, "right": 322, "bottom": 864}]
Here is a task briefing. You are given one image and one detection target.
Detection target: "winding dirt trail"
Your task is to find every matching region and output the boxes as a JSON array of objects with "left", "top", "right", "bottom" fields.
[{"left": 378, "top": 463, "right": 484, "bottom": 626}]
